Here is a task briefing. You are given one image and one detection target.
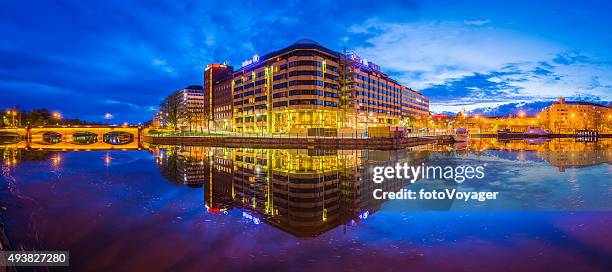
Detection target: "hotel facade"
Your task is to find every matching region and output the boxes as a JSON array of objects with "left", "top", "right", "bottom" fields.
[{"left": 204, "top": 39, "right": 429, "bottom": 135}]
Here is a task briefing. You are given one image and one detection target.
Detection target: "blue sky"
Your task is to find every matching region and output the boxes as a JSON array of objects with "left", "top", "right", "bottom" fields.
[{"left": 1, "top": 0, "right": 611, "bottom": 122}]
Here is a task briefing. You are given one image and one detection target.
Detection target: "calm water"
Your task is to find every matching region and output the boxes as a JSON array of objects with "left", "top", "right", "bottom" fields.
[{"left": 1, "top": 138, "right": 611, "bottom": 271}]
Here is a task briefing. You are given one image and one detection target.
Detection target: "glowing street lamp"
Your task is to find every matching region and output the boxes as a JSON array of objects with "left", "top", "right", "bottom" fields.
[
  {"left": 104, "top": 113, "right": 113, "bottom": 120},
  {"left": 5, "top": 110, "right": 18, "bottom": 127}
]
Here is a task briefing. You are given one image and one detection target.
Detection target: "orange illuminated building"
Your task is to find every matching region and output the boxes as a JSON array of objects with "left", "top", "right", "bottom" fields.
[
  {"left": 206, "top": 39, "right": 429, "bottom": 134},
  {"left": 540, "top": 98, "right": 611, "bottom": 134},
  {"left": 450, "top": 98, "right": 611, "bottom": 134}
]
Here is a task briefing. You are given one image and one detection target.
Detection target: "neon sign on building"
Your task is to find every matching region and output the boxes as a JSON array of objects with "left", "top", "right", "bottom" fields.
[
  {"left": 348, "top": 53, "right": 380, "bottom": 72},
  {"left": 242, "top": 55, "right": 260, "bottom": 68}
]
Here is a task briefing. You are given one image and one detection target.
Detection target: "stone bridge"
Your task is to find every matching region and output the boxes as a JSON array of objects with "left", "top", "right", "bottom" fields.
[{"left": 0, "top": 126, "right": 141, "bottom": 150}]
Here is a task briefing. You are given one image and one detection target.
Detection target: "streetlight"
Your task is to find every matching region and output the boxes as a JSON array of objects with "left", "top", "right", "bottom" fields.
[
  {"left": 6, "top": 110, "right": 18, "bottom": 127},
  {"left": 104, "top": 113, "right": 113, "bottom": 125},
  {"left": 52, "top": 112, "right": 62, "bottom": 126}
]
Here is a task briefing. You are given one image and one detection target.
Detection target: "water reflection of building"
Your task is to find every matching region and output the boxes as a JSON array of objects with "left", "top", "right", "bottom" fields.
[
  {"left": 468, "top": 138, "right": 612, "bottom": 172},
  {"left": 152, "top": 146, "right": 429, "bottom": 237},
  {"left": 537, "top": 138, "right": 612, "bottom": 172},
  {"left": 1, "top": 148, "right": 58, "bottom": 168}
]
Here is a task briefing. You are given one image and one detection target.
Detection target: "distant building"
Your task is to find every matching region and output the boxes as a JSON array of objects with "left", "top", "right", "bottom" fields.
[
  {"left": 540, "top": 98, "right": 611, "bottom": 134},
  {"left": 448, "top": 98, "right": 611, "bottom": 134},
  {"left": 156, "top": 85, "right": 205, "bottom": 130}
]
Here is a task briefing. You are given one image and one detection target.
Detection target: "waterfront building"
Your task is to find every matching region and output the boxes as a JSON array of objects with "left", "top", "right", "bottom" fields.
[
  {"left": 457, "top": 114, "right": 541, "bottom": 134},
  {"left": 220, "top": 39, "right": 429, "bottom": 135},
  {"left": 203, "top": 64, "right": 234, "bottom": 130},
  {"left": 449, "top": 98, "right": 611, "bottom": 134},
  {"left": 156, "top": 85, "right": 205, "bottom": 131},
  {"left": 540, "top": 98, "right": 611, "bottom": 134}
]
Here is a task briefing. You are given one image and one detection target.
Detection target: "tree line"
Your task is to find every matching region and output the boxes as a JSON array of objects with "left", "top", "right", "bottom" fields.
[{"left": 1, "top": 109, "right": 102, "bottom": 127}]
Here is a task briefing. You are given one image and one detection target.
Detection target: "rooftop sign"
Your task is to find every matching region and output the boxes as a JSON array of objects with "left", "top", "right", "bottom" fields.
[
  {"left": 348, "top": 53, "right": 380, "bottom": 72},
  {"left": 242, "top": 55, "right": 260, "bottom": 68}
]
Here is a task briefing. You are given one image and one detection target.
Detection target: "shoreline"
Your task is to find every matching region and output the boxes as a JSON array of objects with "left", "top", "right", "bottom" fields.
[
  {"left": 141, "top": 135, "right": 453, "bottom": 150},
  {"left": 469, "top": 133, "right": 611, "bottom": 138},
  {"left": 140, "top": 133, "right": 611, "bottom": 150},
  {"left": 0, "top": 212, "right": 11, "bottom": 251}
]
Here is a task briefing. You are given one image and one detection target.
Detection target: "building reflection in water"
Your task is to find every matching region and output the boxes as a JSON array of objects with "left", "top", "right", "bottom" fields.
[
  {"left": 1, "top": 148, "right": 59, "bottom": 168},
  {"left": 1, "top": 137, "right": 610, "bottom": 236},
  {"left": 150, "top": 145, "right": 430, "bottom": 237},
  {"left": 467, "top": 138, "right": 612, "bottom": 172}
]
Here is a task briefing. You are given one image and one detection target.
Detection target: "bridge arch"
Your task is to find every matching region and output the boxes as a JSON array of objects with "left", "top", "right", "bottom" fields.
[
  {"left": 71, "top": 131, "right": 98, "bottom": 145},
  {"left": 11, "top": 126, "right": 140, "bottom": 149},
  {"left": 0, "top": 131, "right": 22, "bottom": 144},
  {"left": 103, "top": 131, "right": 134, "bottom": 145},
  {"left": 41, "top": 131, "right": 63, "bottom": 144}
]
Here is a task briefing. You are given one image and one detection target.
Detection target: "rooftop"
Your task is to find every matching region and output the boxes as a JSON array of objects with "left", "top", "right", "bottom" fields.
[
  {"left": 292, "top": 38, "right": 324, "bottom": 47},
  {"left": 554, "top": 99, "right": 609, "bottom": 108},
  {"left": 236, "top": 38, "right": 340, "bottom": 73},
  {"left": 184, "top": 85, "right": 204, "bottom": 90}
]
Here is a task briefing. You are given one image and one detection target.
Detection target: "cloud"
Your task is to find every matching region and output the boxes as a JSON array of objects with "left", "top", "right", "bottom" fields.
[
  {"left": 348, "top": 19, "right": 561, "bottom": 90},
  {"left": 151, "top": 58, "right": 175, "bottom": 74},
  {"left": 463, "top": 19, "right": 491, "bottom": 26},
  {"left": 103, "top": 99, "right": 148, "bottom": 110},
  {"left": 552, "top": 51, "right": 593, "bottom": 65},
  {"left": 422, "top": 56, "right": 612, "bottom": 113},
  {"left": 0, "top": 80, "right": 75, "bottom": 95},
  {"left": 532, "top": 67, "right": 553, "bottom": 76},
  {"left": 468, "top": 96, "right": 610, "bottom": 117},
  {"left": 346, "top": 19, "right": 612, "bottom": 113}
]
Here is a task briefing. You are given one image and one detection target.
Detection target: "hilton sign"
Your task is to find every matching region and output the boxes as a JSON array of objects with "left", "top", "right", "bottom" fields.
[
  {"left": 349, "top": 53, "right": 381, "bottom": 72},
  {"left": 242, "top": 55, "right": 260, "bottom": 68}
]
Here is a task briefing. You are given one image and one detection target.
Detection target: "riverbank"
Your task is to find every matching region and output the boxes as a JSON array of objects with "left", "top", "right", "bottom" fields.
[
  {"left": 0, "top": 216, "right": 15, "bottom": 272},
  {"left": 0, "top": 213, "right": 11, "bottom": 251},
  {"left": 469, "top": 133, "right": 611, "bottom": 138},
  {"left": 141, "top": 135, "right": 453, "bottom": 150}
]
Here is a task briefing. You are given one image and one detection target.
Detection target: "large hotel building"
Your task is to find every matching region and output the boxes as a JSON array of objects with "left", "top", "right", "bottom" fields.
[{"left": 203, "top": 39, "right": 429, "bottom": 135}]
